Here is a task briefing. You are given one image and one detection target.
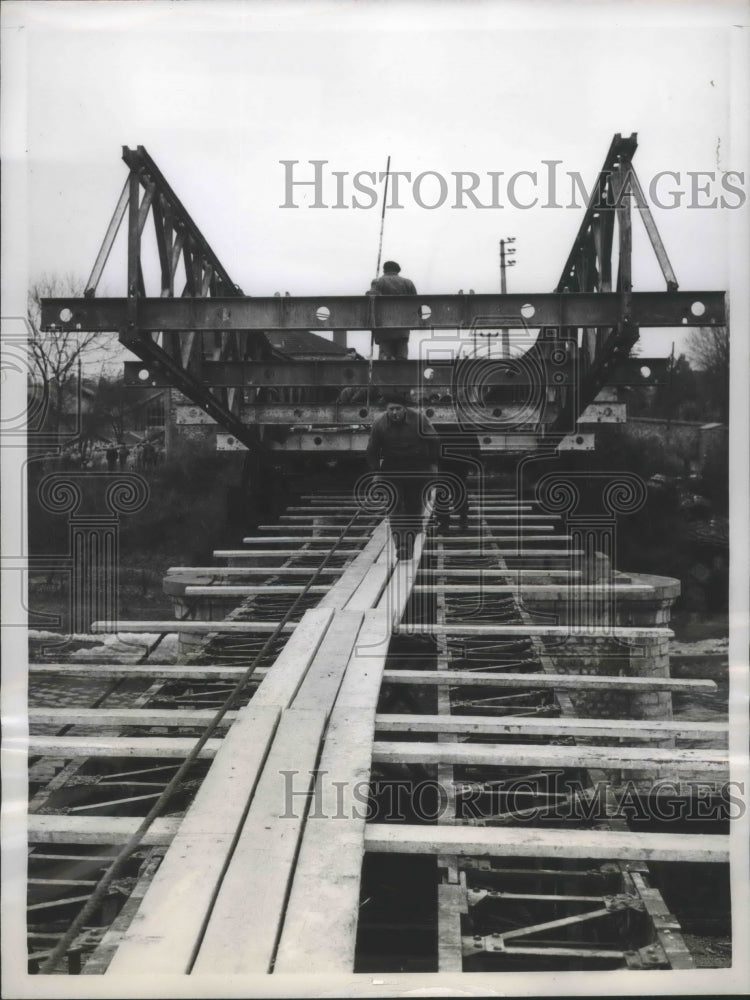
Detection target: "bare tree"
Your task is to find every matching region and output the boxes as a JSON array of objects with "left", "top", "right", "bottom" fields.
[
  {"left": 686, "top": 326, "right": 729, "bottom": 423},
  {"left": 89, "top": 375, "right": 130, "bottom": 443},
  {"left": 27, "top": 274, "right": 122, "bottom": 438}
]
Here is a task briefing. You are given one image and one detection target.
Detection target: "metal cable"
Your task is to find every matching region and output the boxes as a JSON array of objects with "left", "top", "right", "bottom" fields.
[{"left": 38, "top": 504, "right": 367, "bottom": 973}]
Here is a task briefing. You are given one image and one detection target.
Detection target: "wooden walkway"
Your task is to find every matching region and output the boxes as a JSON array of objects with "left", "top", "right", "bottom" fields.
[{"left": 27, "top": 489, "right": 729, "bottom": 976}]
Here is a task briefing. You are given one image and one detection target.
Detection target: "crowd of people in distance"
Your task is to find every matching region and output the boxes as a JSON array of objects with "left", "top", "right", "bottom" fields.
[{"left": 40, "top": 440, "right": 163, "bottom": 472}]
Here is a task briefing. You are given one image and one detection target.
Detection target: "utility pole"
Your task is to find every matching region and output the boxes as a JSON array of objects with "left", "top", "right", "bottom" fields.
[{"left": 499, "top": 237, "right": 516, "bottom": 358}]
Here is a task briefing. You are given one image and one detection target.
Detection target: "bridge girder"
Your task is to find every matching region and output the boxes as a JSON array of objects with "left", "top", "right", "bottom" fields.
[{"left": 39, "top": 134, "right": 727, "bottom": 453}]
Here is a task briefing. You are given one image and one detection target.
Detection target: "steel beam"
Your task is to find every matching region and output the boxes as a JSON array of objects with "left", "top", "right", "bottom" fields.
[
  {"left": 124, "top": 355, "right": 669, "bottom": 390},
  {"left": 127, "top": 357, "right": 566, "bottom": 389},
  {"left": 41, "top": 291, "right": 725, "bottom": 333},
  {"left": 215, "top": 431, "right": 588, "bottom": 453},
  {"left": 176, "top": 402, "right": 557, "bottom": 425}
]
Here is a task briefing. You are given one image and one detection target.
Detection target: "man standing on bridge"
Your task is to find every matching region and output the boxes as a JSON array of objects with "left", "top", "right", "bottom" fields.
[
  {"left": 367, "top": 260, "right": 417, "bottom": 361},
  {"left": 366, "top": 391, "right": 439, "bottom": 560}
]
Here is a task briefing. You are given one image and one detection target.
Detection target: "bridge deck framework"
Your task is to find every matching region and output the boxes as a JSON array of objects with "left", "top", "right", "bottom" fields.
[{"left": 25, "top": 486, "right": 728, "bottom": 978}]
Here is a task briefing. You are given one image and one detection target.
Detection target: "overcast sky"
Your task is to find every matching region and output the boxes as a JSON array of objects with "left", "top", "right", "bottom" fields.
[{"left": 3, "top": 0, "right": 748, "bottom": 358}]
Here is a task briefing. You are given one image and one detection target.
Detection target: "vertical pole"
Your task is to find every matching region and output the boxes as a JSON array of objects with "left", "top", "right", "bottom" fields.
[
  {"left": 374, "top": 156, "right": 391, "bottom": 280},
  {"left": 368, "top": 156, "right": 391, "bottom": 400},
  {"left": 500, "top": 239, "right": 510, "bottom": 358}
]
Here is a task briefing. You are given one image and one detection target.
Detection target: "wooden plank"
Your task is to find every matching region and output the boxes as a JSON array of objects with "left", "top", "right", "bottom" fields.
[
  {"left": 372, "top": 741, "right": 729, "bottom": 773},
  {"left": 214, "top": 549, "right": 363, "bottom": 558},
  {"left": 192, "top": 709, "right": 327, "bottom": 974},
  {"left": 462, "top": 515, "right": 559, "bottom": 521},
  {"left": 292, "top": 610, "right": 365, "bottom": 710},
  {"left": 335, "top": 609, "right": 392, "bottom": 709},
  {"left": 421, "top": 549, "right": 580, "bottom": 557},
  {"left": 345, "top": 558, "right": 391, "bottom": 611},
  {"left": 27, "top": 816, "right": 180, "bottom": 846},
  {"left": 30, "top": 664, "right": 266, "bottom": 681},
  {"left": 108, "top": 706, "right": 281, "bottom": 974},
  {"left": 430, "top": 535, "right": 572, "bottom": 542},
  {"left": 413, "top": 584, "right": 651, "bottom": 595},
  {"left": 29, "top": 708, "right": 239, "bottom": 727},
  {"left": 380, "top": 670, "right": 715, "bottom": 692},
  {"left": 301, "top": 493, "right": 530, "bottom": 500},
  {"left": 184, "top": 585, "right": 329, "bottom": 596},
  {"left": 417, "top": 569, "right": 582, "bottom": 578},
  {"left": 273, "top": 709, "right": 376, "bottom": 974},
  {"left": 27, "top": 878, "right": 98, "bottom": 888},
  {"left": 253, "top": 607, "right": 334, "bottom": 708},
  {"left": 317, "top": 522, "right": 387, "bottom": 610},
  {"left": 287, "top": 506, "right": 361, "bottom": 512},
  {"left": 276, "top": 509, "right": 378, "bottom": 532},
  {"left": 28, "top": 736, "right": 223, "bottom": 759},
  {"left": 248, "top": 533, "right": 371, "bottom": 542},
  {"left": 90, "top": 621, "right": 295, "bottom": 634},
  {"left": 444, "top": 506, "right": 534, "bottom": 512},
  {"left": 374, "top": 714, "right": 728, "bottom": 740},
  {"left": 274, "top": 611, "right": 391, "bottom": 973},
  {"left": 363, "top": 824, "right": 729, "bottom": 863},
  {"left": 467, "top": 505, "right": 534, "bottom": 509},
  {"left": 281, "top": 522, "right": 559, "bottom": 533},
  {"left": 289, "top": 504, "right": 530, "bottom": 513},
  {"left": 166, "top": 566, "right": 343, "bottom": 576},
  {"left": 395, "top": 624, "right": 672, "bottom": 638},
  {"left": 282, "top": 514, "right": 560, "bottom": 523},
  {"left": 437, "top": 882, "right": 465, "bottom": 971},
  {"left": 376, "top": 510, "right": 431, "bottom": 626},
  {"left": 247, "top": 532, "right": 371, "bottom": 540}
]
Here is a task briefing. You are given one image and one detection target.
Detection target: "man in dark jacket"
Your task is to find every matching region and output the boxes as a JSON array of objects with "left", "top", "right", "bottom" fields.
[
  {"left": 366, "top": 391, "right": 439, "bottom": 559},
  {"left": 367, "top": 260, "right": 416, "bottom": 361}
]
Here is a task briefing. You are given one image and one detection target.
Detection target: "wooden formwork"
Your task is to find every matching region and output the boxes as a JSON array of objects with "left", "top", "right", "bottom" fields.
[{"left": 26, "top": 489, "right": 729, "bottom": 977}]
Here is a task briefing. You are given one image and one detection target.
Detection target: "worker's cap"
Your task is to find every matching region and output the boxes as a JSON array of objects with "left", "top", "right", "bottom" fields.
[{"left": 383, "top": 260, "right": 401, "bottom": 273}]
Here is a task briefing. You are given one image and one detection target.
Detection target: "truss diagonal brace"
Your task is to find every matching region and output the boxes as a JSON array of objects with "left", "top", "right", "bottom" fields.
[
  {"left": 121, "top": 146, "right": 243, "bottom": 297},
  {"left": 121, "top": 332, "right": 264, "bottom": 453}
]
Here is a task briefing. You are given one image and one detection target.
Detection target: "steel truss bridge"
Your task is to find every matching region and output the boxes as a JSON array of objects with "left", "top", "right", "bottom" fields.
[
  {"left": 25, "top": 134, "right": 730, "bottom": 982},
  {"left": 40, "top": 133, "right": 726, "bottom": 455}
]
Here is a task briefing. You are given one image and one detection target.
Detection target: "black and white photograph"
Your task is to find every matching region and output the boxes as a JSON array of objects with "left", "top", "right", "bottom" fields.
[{"left": 1, "top": 1, "right": 748, "bottom": 996}]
